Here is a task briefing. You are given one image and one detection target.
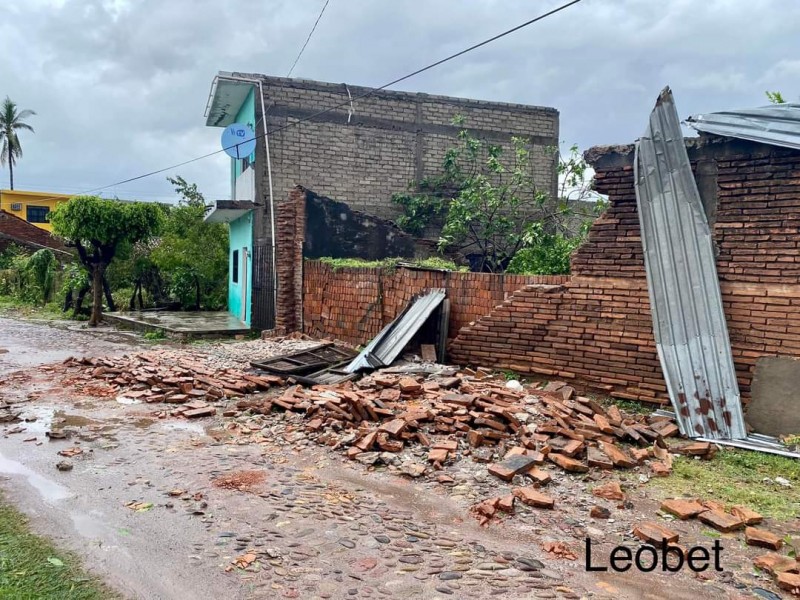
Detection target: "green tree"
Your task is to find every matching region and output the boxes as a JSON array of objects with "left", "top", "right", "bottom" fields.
[
  {"left": 0, "top": 97, "right": 36, "bottom": 190},
  {"left": 50, "top": 196, "right": 163, "bottom": 326},
  {"left": 766, "top": 91, "right": 786, "bottom": 104},
  {"left": 149, "top": 176, "right": 228, "bottom": 310}
]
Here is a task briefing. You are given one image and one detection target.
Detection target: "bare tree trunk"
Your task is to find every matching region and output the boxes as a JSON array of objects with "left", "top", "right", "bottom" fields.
[
  {"left": 75, "top": 284, "right": 90, "bottom": 314},
  {"left": 102, "top": 275, "right": 115, "bottom": 312},
  {"left": 8, "top": 159, "right": 13, "bottom": 191},
  {"left": 89, "top": 266, "right": 103, "bottom": 327}
]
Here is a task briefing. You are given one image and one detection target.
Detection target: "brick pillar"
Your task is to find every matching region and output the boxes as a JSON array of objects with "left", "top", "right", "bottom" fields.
[{"left": 273, "top": 186, "right": 306, "bottom": 334}]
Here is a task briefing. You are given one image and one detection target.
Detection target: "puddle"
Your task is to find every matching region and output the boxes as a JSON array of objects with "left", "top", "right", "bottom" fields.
[
  {"left": 17, "top": 408, "right": 104, "bottom": 437},
  {"left": 160, "top": 421, "right": 206, "bottom": 435},
  {"left": 117, "top": 395, "right": 142, "bottom": 405},
  {"left": 0, "top": 451, "right": 71, "bottom": 502}
]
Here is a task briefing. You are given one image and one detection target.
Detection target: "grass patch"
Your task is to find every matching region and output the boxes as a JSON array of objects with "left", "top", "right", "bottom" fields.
[
  {"left": 143, "top": 330, "right": 167, "bottom": 341},
  {"left": 649, "top": 447, "right": 800, "bottom": 520},
  {"left": 0, "top": 296, "right": 63, "bottom": 321},
  {"left": 315, "top": 256, "right": 467, "bottom": 272},
  {"left": 0, "top": 500, "right": 117, "bottom": 599}
]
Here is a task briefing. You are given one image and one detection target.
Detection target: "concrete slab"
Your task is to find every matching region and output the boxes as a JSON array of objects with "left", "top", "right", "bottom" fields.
[
  {"left": 104, "top": 311, "right": 249, "bottom": 338},
  {"left": 747, "top": 356, "right": 800, "bottom": 436}
]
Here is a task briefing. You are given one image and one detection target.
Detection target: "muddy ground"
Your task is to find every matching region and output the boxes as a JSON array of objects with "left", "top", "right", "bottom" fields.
[{"left": 0, "top": 317, "right": 791, "bottom": 599}]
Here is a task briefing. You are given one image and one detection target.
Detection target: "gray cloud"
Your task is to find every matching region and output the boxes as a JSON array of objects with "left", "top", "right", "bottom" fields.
[{"left": 1, "top": 0, "right": 798, "bottom": 200}]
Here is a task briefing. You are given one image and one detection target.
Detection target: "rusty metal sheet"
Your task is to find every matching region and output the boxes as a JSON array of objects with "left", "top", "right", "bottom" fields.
[{"left": 635, "top": 87, "right": 746, "bottom": 440}]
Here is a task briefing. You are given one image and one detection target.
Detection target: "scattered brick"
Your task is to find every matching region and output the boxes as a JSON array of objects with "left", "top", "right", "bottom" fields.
[
  {"left": 698, "top": 509, "right": 745, "bottom": 533},
  {"left": 513, "top": 487, "right": 555, "bottom": 509},
  {"left": 660, "top": 499, "right": 706, "bottom": 520},
  {"left": 633, "top": 522, "right": 679, "bottom": 546},
  {"left": 745, "top": 527, "right": 783, "bottom": 551}
]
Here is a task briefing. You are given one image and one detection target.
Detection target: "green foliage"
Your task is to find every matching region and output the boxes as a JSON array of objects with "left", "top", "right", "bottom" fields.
[
  {"left": 150, "top": 202, "right": 228, "bottom": 310},
  {"left": 0, "top": 244, "right": 24, "bottom": 269},
  {"left": 766, "top": 90, "right": 786, "bottom": 104},
  {"left": 167, "top": 175, "right": 205, "bottom": 207},
  {"left": 50, "top": 196, "right": 163, "bottom": 325},
  {"left": 315, "top": 256, "right": 465, "bottom": 272},
  {"left": 0, "top": 499, "right": 117, "bottom": 599},
  {"left": 392, "top": 117, "right": 600, "bottom": 273},
  {"left": 0, "top": 248, "right": 57, "bottom": 305},
  {"left": 24, "top": 249, "right": 57, "bottom": 304},
  {"left": 650, "top": 448, "right": 800, "bottom": 520},
  {"left": 143, "top": 330, "right": 166, "bottom": 341},
  {"left": 50, "top": 196, "right": 162, "bottom": 252}
]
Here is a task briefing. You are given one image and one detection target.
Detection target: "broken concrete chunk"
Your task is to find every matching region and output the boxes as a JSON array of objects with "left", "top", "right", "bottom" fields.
[
  {"left": 660, "top": 498, "right": 706, "bottom": 520},
  {"left": 745, "top": 527, "right": 783, "bottom": 551}
]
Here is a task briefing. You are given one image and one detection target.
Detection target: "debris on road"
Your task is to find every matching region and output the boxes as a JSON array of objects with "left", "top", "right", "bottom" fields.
[{"left": 55, "top": 460, "right": 72, "bottom": 471}]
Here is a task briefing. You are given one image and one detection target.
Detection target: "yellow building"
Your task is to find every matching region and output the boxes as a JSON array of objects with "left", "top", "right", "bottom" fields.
[{"left": 0, "top": 189, "right": 73, "bottom": 231}]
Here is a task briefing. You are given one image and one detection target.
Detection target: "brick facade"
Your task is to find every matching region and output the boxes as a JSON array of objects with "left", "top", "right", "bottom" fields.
[
  {"left": 302, "top": 260, "right": 567, "bottom": 347},
  {"left": 449, "top": 136, "right": 800, "bottom": 404},
  {"left": 240, "top": 73, "right": 559, "bottom": 245}
]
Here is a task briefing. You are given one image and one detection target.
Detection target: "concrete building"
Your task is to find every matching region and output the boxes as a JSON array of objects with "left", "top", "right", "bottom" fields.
[
  {"left": 0, "top": 189, "right": 73, "bottom": 231},
  {"left": 203, "top": 72, "right": 559, "bottom": 330}
]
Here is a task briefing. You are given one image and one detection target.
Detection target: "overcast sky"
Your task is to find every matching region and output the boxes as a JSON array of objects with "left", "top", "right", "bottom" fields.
[{"left": 2, "top": 0, "right": 799, "bottom": 202}]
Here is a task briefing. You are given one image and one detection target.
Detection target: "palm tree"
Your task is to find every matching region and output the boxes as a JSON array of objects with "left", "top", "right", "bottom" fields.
[{"left": 0, "top": 97, "right": 36, "bottom": 190}]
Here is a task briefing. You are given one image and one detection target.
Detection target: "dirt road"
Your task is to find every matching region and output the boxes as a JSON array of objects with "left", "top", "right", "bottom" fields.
[{"left": 0, "top": 318, "right": 767, "bottom": 599}]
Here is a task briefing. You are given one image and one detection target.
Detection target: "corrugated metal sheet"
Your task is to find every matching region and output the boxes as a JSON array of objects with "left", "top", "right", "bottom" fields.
[
  {"left": 635, "top": 87, "right": 746, "bottom": 440},
  {"left": 344, "top": 289, "right": 446, "bottom": 373},
  {"left": 686, "top": 103, "right": 800, "bottom": 150}
]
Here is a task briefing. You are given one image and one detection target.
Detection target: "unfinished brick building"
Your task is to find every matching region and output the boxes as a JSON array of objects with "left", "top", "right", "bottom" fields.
[{"left": 205, "top": 72, "right": 559, "bottom": 329}]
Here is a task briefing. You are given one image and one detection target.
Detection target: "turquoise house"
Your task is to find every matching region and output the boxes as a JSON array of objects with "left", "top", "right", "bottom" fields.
[{"left": 203, "top": 77, "right": 260, "bottom": 327}]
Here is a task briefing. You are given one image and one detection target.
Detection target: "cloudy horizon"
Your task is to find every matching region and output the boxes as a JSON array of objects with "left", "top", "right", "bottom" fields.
[{"left": 2, "top": 0, "right": 798, "bottom": 203}]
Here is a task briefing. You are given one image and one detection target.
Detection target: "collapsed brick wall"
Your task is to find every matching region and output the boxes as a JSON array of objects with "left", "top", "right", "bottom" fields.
[
  {"left": 450, "top": 137, "right": 800, "bottom": 404},
  {"left": 302, "top": 260, "right": 567, "bottom": 347}
]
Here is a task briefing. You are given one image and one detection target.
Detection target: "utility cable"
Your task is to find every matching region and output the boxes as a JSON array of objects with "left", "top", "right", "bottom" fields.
[
  {"left": 286, "top": 0, "right": 332, "bottom": 78},
  {"left": 78, "top": 0, "right": 583, "bottom": 196}
]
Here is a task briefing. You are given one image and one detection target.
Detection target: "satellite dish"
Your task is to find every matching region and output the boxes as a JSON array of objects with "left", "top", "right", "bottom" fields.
[{"left": 221, "top": 123, "right": 256, "bottom": 159}]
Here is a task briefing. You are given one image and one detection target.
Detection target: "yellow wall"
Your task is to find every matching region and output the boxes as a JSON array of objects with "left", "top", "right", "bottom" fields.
[{"left": 0, "top": 190, "right": 73, "bottom": 231}]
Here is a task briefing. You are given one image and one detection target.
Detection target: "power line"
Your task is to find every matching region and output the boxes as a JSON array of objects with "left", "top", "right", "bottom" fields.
[
  {"left": 286, "top": 0, "right": 332, "bottom": 78},
  {"left": 82, "top": 0, "right": 584, "bottom": 196}
]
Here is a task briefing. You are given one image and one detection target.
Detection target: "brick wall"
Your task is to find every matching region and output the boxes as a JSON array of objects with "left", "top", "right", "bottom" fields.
[
  {"left": 450, "top": 137, "right": 800, "bottom": 404},
  {"left": 237, "top": 73, "right": 559, "bottom": 244},
  {"left": 302, "top": 260, "right": 567, "bottom": 347}
]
